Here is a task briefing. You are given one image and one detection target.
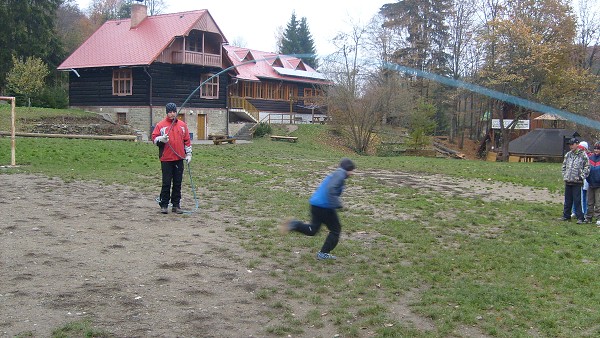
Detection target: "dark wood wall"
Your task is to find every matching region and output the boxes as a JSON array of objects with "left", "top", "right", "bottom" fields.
[{"left": 68, "top": 63, "right": 228, "bottom": 109}]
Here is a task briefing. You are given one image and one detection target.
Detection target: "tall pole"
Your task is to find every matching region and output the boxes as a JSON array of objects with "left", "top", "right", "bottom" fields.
[
  {"left": 11, "top": 97, "right": 15, "bottom": 166},
  {"left": 0, "top": 96, "right": 16, "bottom": 166}
]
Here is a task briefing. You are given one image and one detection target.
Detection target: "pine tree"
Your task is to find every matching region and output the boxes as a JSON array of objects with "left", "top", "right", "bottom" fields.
[
  {"left": 279, "top": 11, "right": 319, "bottom": 69},
  {"left": 297, "top": 17, "right": 318, "bottom": 69}
]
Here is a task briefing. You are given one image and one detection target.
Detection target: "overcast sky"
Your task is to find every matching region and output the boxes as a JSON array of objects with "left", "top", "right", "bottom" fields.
[
  {"left": 74, "top": 0, "right": 390, "bottom": 56},
  {"left": 74, "top": 0, "right": 600, "bottom": 57}
]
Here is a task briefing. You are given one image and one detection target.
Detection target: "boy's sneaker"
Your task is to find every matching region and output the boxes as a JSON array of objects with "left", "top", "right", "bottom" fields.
[
  {"left": 596, "top": 220, "right": 600, "bottom": 226},
  {"left": 278, "top": 218, "right": 295, "bottom": 234},
  {"left": 172, "top": 207, "right": 184, "bottom": 214},
  {"left": 160, "top": 207, "right": 168, "bottom": 214},
  {"left": 577, "top": 219, "right": 584, "bottom": 224},
  {"left": 317, "top": 252, "right": 336, "bottom": 260}
]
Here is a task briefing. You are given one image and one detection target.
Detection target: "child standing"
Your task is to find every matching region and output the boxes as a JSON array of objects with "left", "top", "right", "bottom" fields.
[
  {"left": 280, "top": 158, "right": 356, "bottom": 260},
  {"left": 585, "top": 142, "right": 600, "bottom": 225}
]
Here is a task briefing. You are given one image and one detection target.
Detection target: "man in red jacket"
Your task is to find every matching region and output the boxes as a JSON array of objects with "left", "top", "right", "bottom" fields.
[{"left": 151, "top": 103, "right": 192, "bottom": 214}]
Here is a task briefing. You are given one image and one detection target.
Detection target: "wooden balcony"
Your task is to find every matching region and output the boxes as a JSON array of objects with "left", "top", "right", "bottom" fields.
[{"left": 171, "top": 51, "right": 221, "bottom": 67}]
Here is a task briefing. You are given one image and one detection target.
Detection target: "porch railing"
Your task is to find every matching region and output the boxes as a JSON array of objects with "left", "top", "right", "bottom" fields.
[{"left": 229, "top": 96, "right": 259, "bottom": 121}]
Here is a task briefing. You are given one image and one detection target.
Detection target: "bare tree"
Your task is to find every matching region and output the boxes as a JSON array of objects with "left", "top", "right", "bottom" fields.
[
  {"left": 447, "top": 0, "right": 477, "bottom": 145},
  {"left": 363, "top": 14, "right": 412, "bottom": 127},
  {"left": 575, "top": 0, "right": 600, "bottom": 74},
  {"left": 323, "top": 22, "right": 385, "bottom": 154},
  {"left": 144, "top": 0, "right": 166, "bottom": 16}
]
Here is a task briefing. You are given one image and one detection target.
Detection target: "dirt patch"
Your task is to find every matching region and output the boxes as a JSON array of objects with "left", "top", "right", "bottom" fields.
[
  {"left": 0, "top": 174, "right": 280, "bottom": 337},
  {"left": 21, "top": 115, "right": 136, "bottom": 136},
  {"left": 0, "top": 170, "right": 559, "bottom": 337},
  {"left": 361, "top": 169, "right": 562, "bottom": 204}
]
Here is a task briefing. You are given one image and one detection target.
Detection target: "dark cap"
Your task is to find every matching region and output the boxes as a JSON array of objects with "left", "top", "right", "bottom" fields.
[
  {"left": 339, "top": 158, "right": 355, "bottom": 171},
  {"left": 567, "top": 137, "right": 580, "bottom": 145},
  {"left": 166, "top": 102, "right": 177, "bottom": 113}
]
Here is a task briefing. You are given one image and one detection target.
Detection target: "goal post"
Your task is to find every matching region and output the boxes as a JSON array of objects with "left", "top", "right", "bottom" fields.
[{"left": 0, "top": 96, "right": 16, "bottom": 166}]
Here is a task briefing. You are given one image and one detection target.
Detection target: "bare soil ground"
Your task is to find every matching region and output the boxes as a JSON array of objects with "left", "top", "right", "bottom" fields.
[{"left": 0, "top": 171, "right": 562, "bottom": 337}]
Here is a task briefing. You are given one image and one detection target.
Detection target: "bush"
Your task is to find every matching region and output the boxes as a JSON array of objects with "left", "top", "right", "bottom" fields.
[
  {"left": 33, "top": 85, "right": 69, "bottom": 109},
  {"left": 253, "top": 122, "right": 272, "bottom": 138}
]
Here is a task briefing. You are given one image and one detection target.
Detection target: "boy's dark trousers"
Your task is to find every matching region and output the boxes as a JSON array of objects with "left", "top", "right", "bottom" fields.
[
  {"left": 291, "top": 205, "right": 341, "bottom": 253},
  {"left": 160, "top": 160, "right": 184, "bottom": 208},
  {"left": 563, "top": 183, "right": 583, "bottom": 220}
]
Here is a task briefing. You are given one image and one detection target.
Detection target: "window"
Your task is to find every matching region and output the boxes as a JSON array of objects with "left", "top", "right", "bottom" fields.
[
  {"left": 200, "top": 74, "right": 219, "bottom": 99},
  {"left": 186, "top": 31, "right": 202, "bottom": 52},
  {"left": 112, "top": 69, "right": 132, "bottom": 96},
  {"left": 116, "top": 112, "right": 127, "bottom": 125}
]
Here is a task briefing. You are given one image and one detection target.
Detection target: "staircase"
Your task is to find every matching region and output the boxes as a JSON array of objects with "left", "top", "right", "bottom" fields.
[{"left": 234, "top": 122, "right": 256, "bottom": 140}]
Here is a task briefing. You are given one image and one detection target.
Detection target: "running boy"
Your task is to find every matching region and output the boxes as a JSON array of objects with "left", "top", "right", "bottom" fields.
[{"left": 280, "top": 158, "right": 355, "bottom": 260}]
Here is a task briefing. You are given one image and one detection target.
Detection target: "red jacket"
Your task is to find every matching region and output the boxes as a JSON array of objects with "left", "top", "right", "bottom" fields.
[{"left": 151, "top": 117, "right": 192, "bottom": 162}]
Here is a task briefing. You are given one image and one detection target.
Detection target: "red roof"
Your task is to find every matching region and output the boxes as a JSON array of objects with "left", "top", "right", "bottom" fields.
[
  {"left": 58, "top": 10, "right": 226, "bottom": 69},
  {"left": 223, "top": 45, "right": 330, "bottom": 85}
]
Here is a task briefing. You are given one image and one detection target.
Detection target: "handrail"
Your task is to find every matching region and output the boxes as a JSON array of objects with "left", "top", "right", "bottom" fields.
[{"left": 229, "top": 96, "right": 259, "bottom": 121}]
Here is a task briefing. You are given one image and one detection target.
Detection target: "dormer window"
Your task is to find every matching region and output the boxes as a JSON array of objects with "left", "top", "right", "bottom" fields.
[
  {"left": 242, "top": 51, "right": 255, "bottom": 62},
  {"left": 272, "top": 57, "right": 284, "bottom": 67},
  {"left": 296, "top": 61, "right": 307, "bottom": 71}
]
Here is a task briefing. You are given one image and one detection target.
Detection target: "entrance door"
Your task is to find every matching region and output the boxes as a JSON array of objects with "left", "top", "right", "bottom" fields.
[{"left": 197, "top": 114, "right": 206, "bottom": 140}]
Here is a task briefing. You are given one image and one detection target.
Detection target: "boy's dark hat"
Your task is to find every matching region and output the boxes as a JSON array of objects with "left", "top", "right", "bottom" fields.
[
  {"left": 340, "top": 158, "right": 355, "bottom": 171},
  {"left": 166, "top": 102, "right": 177, "bottom": 113},
  {"left": 567, "top": 137, "right": 580, "bottom": 145}
]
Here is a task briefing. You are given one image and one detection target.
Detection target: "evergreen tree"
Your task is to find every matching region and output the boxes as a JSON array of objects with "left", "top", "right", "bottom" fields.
[
  {"left": 279, "top": 11, "right": 319, "bottom": 69},
  {"left": 297, "top": 17, "right": 318, "bottom": 69},
  {"left": 0, "top": 0, "right": 63, "bottom": 92},
  {"left": 280, "top": 12, "right": 300, "bottom": 54},
  {"left": 380, "top": 0, "right": 452, "bottom": 76}
]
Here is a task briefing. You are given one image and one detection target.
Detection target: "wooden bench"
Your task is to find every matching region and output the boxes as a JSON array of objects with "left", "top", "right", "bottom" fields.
[
  {"left": 208, "top": 134, "right": 227, "bottom": 140},
  {"left": 213, "top": 138, "right": 236, "bottom": 145},
  {"left": 270, "top": 135, "right": 298, "bottom": 143}
]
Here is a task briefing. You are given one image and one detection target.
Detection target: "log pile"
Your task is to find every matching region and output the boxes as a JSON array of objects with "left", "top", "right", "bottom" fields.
[{"left": 433, "top": 141, "right": 466, "bottom": 159}]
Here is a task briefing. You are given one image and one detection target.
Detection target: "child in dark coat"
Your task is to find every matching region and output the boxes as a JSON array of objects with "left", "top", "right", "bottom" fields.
[{"left": 280, "top": 158, "right": 355, "bottom": 260}]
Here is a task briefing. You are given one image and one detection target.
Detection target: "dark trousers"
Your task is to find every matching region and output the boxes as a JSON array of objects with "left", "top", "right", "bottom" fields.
[
  {"left": 291, "top": 205, "right": 341, "bottom": 254},
  {"left": 160, "top": 160, "right": 184, "bottom": 208},
  {"left": 563, "top": 183, "right": 584, "bottom": 220}
]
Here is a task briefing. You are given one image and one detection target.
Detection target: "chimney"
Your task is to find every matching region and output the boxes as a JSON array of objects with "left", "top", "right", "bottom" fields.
[{"left": 131, "top": 3, "right": 147, "bottom": 29}]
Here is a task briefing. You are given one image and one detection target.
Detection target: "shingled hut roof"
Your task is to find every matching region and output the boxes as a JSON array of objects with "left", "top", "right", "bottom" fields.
[{"left": 508, "top": 128, "right": 579, "bottom": 157}]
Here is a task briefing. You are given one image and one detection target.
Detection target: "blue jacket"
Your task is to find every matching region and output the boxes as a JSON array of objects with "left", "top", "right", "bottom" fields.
[
  {"left": 587, "top": 153, "right": 600, "bottom": 188},
  {"left": 309, "top": 168, "right": 348, "bottom": 209}
]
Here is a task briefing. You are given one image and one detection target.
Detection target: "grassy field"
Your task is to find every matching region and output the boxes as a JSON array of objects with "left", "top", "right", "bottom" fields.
[{"left": 2, "top": 107, "right": 598, "bottom": 337}]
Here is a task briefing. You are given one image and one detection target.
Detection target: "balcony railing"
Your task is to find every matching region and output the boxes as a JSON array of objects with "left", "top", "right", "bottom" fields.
[{"left": 171, "top": 51, "right": 221, "bottom": 67}]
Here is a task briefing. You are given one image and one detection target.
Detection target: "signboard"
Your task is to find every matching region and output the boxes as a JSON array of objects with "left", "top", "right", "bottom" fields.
[{"left": 491, "top": 119, "right": 530, "bottom": 130}]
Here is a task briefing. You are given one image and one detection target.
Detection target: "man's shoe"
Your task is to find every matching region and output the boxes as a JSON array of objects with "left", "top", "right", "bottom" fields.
[
  {"left": 577, "top": 219, "right": 584, "bottom": 224},
  {"left": 317, "top": 252, "right": 336, "bottom": 260},
  {"left": 160, "top": 207, "right": 168, "bottom": 214},
  {"left": 172, "top": 207, "right": 184, "bottom": 214}
]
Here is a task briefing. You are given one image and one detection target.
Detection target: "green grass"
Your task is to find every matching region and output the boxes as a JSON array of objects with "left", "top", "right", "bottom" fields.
[{"left": 2, "top": 108, "right": 597, "bottom": 337}]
